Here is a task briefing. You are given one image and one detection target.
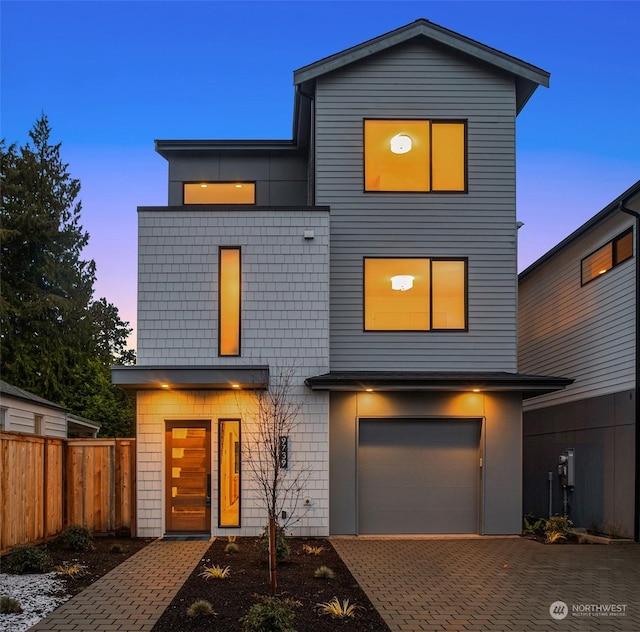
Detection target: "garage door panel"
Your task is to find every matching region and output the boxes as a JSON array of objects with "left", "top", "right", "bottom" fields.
[{"left": 358, "top": 419, "right": 480, "bottom": 534}]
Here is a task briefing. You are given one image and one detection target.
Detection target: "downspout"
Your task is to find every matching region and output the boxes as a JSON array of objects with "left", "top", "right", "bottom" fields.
[
  {"left": 619, "top": 200, "right": 640, "bottom": 542},
  {"left": 296, "top": 85, "right": 315, "bottom": 206}
]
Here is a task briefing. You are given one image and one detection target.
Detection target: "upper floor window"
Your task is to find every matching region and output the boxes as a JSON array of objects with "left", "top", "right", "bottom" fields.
[
  {"left": 219, "top": 247, "right": 241, "bottom": 356},
  {"left": 364, "top": 119, "right": 466, "bottom": 192},
  {"left": 364, "top": 257, "right": 467, "bottom": 331},
  {"left": 184, "top": 182, "right": 255, "bottom": 205},
  {"left": 581, "top": 227, "right": 633, "bottom": 286}
]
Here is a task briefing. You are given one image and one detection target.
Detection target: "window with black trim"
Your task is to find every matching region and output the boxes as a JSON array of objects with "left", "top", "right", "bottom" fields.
[
  {"left": 364, "top": 257, "right": 467, "bottom": 331},
  {"left": 219, "top": 247, "right": 241, "bottom": 356},
  {"left": 364, "top": 119, "right": 466, "bottom": 192},
  {"left": 219, "top": 419, "right": 241, "bottom": 527},
  {"left": 581, "top": 228, "right": 633, "bottom": 285},
  {"left": 184, "top": 182, "right": 255, "bottom": 204}
]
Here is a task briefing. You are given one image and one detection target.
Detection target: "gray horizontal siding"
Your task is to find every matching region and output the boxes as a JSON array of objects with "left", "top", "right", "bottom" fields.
[
  {"left": 314, "top": 40, "right": 518, "bottom": 371},
  {"left": 519, "top": 214, "right": 636, "bottom": 410}
]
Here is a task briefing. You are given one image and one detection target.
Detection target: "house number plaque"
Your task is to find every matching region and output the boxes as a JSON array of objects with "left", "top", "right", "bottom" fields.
[{"left": 279, "top": 436, "right": 288, "bottom": 469}]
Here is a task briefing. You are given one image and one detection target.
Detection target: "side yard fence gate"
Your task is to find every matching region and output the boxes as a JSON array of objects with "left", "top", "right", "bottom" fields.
[{"left": 0, "top": 431, "right": 136, "bottom": 554}]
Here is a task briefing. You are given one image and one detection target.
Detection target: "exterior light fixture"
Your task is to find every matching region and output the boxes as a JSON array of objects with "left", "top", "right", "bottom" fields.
[
  {"left": 235, "top": 184, "right": 242, "bottom": 188},
  {"left": 200, "top": 183, "right": 208, "bottom": 188},
  {"left": 365, "top": 388, "right": 373, "bottom": 392},
  {"left": 390, "top": 133, "right": 412, "bottom": 154},
  {"left": 231, "top": 383, "right": 240, "bottom": 389},
  {"left": 472, "top": 388, "right": 480, "bottom": 393},
  {"left": 160, "top": 384, "right": 169, "bottom": 389},
  {"left": 391, "top": 275, "right": 414, "bottom": 291}
]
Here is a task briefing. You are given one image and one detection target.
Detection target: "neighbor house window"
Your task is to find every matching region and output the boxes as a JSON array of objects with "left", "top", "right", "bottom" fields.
[
  {"left": 219, "top": 247, "right": 241, "bottom": 356},
  {"left": 364, "top": 258, "right": 467, "bottom": 330},
  {"left": 364, "top": 119, "right": 466, "bottom": 192},
  {"left": 581, "top": 228, "right": 634, "bottom": 285},
  {"left": 184, "top": 182, "right": 255, "bottom": 204},
  {"left": 35, "top": 414, "right": 44, "bottom": 435},
  {"left": 219, "top": 420, "right": 241, "bottom": 527},
  {"left": 0, "top": 408, "right": 6, "bottom": 431}
]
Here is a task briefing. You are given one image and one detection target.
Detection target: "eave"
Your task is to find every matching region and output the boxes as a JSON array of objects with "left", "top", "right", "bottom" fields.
[
  {"left": 293, "top": 18, "right": 549, "bottom": 114},
  {"left": 111, "top": 365, "right": 269, "bottom": 391},
  {"left": 305, "top": 371, "right": 572, "bottom": 399}
]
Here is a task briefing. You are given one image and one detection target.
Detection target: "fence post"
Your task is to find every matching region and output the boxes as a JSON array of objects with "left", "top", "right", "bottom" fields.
[{"left": 43, "top": 437, "right": 48, "bottom": 544}]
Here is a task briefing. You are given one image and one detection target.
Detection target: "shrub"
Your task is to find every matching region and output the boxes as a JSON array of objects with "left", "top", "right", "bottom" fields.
[
  {"left": 0, "top": 596, "right": 23, "bottom": 614},
  {"left": 199, "top": 564, "right": 231, "bottom": 580},
  {"left": 186, "top": 599, "right": 215, "bottom": 617},
  {"left": 544, "top": 515, "right": 573, "bottom": 543},
  {"left": 316, "top": 597, "right": 360, "bottom": 619},
  {"left": 314, "top": 565, "right": 335, "bottom": 579},
  {"left": 61, "top": 525, "right": 94, "bottom": 551},
  {"left": 522, "top": 513, "right": 544, "bottom": 536},
  {"left": 110, "top": 543, "right": 124, "bottom": 554},
  {"left": 225, "top": 542, "right": 240, "bottom": 554},
  {"left": 241, "top": 596, "right": 299, "bottom": 632},
  {"left": 256, "top": 525, "right": 290, "bottom": 561},
  {"left": 6, "top": 544, "right": 51, "bottom": 574}
]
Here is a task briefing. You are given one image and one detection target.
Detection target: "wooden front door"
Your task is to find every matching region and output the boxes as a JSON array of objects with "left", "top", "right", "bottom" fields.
[{"left": 165, "top": 421, "right": 211, "bottom": 533}]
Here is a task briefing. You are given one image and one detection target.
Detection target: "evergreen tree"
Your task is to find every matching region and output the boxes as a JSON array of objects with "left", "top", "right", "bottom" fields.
[{"left": 1, "top": 115, "right": 135, "bottom": 435}]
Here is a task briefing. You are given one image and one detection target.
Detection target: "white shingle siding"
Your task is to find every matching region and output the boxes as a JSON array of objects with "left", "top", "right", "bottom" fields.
[
  {"left": 135, "top": 208, "right": 330, "bottom": 537},
  {"left": 314, "top": 40, "right": 519, "bottom": 372},
  {"left": 519, "top": 214, "right": 636, "bottom": 410}
]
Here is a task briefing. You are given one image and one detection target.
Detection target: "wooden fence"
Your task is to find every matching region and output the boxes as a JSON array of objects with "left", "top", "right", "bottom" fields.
[{"left": 0, "top": 432, "right": 136, "bottom": 554}]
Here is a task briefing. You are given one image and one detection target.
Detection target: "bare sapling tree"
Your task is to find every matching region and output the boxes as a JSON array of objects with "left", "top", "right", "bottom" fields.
[{"left": 241, "top": 365, "right": 311, "bottom": 594}]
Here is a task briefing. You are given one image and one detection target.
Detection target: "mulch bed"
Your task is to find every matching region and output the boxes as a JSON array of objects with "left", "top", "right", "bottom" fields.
[{"left": 152, "top": 537, "right": 390, "bottom": 632}]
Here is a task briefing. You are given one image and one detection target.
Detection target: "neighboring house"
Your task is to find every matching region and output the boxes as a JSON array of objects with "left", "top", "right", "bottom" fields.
[
  {"left": 0, "top": 380, "right": 100, "bottom": 438},
  {"left": 112, "top": 19, "right": 570, "bottom": 539},
  {"left": 519, "top": 180, "right": 640, "bottom": 541}
]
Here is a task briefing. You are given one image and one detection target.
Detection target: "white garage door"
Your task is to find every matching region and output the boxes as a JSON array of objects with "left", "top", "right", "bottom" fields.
[{"left": 358, "top": 418, "right": 481, "bottom": 534}]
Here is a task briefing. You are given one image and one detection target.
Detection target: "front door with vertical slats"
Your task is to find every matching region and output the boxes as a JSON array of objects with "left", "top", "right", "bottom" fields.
[{"left": 165, "top": 421, "right": 211, "bottom": 533}]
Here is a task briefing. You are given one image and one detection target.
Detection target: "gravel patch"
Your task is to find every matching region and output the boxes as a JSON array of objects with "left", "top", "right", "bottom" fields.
[{"left": 0, "top": 571, "right": 69, "bottom": 632}]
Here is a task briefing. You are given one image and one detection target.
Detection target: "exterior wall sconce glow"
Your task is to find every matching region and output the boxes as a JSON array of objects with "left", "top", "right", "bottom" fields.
[
  {"left": 390, "top": 133, "right": 412, "bottom": 154},
  {"left": 472, "top": 388, "right": 480, "bottom": 393},
  {"left": 160, "top": 384, "right": 169, "bottom": 389},
  {"left": 365, "top": 388, "right": 373, "bottom": 392},
  {"left": 200, "top": 183, "right": 207, "bottom": 188},
  {"left": 391, "top": 275, "right": 414, "bottom": 291},
  {"left": 231, "top": 383, "right": 240, "bottom": 389}
]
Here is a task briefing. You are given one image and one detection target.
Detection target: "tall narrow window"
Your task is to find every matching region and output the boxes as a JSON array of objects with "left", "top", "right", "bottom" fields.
[
  {"left": 219, "top": 420, "right": 241, "bottom": 527},
  {"left": 219, "top": 247, "right": 241, "bottom": 356}
]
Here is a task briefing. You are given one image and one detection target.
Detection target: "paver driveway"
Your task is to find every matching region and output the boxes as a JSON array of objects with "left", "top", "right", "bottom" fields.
[{"left": 332, "top": 536, "right": 640, "bottom": 631}]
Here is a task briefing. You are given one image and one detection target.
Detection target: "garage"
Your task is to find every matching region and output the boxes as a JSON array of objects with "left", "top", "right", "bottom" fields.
[{"left": 358, "top": 418, "right": 482, "bottom": 534}]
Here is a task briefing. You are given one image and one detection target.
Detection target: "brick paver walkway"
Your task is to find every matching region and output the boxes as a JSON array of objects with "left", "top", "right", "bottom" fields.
[
  {"left": 332, "top": 537, "right": 640, "bottom": 632},
  {"left": 29, "top": 539, "right": 211, "bottom": 631}
]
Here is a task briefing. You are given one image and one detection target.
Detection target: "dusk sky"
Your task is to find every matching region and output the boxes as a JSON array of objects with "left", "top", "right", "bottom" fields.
[{"left": 2, "top": 1, "right": 639, "bottom": 349}]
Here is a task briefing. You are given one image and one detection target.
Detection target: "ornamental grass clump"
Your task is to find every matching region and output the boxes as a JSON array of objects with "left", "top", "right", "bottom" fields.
[
  {"left": 0, "top": 596, "right": 23, "bottom": 614},
  {"left": 199, "top": 564, "right": 231, "bottom": 580},
  {"left": 316, "top": 596, "right": 360, "bottom": 619},
  {"left": 314, "top": 565, "right": 335, "bottom": 580},
  {"left": 54, "top": 563, "right": 86, "bottom": 578},
  {"left": 186, "top": 599, "right": 215, "bottom": 617}
]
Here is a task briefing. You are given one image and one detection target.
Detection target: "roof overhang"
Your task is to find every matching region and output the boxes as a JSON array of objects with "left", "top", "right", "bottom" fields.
[
  {"left": 305, "top": 371, "right": 572, "bottom": 399},
  {"left": 294, "top": 19, "right": 550, "bottom": 114},
  {"left": 111, "top": 365, "right": 269, "bottom": 391}
]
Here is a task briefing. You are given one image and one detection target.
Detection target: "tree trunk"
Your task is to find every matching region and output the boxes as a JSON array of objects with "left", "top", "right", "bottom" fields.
[{"left": 269, "top": 516, "right": 277, "bottom": 595}]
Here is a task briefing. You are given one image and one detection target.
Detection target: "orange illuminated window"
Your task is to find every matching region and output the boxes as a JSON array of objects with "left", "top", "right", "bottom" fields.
[
  {"left": 364, "top": 120, "right": 466, "bottom": 192},
  {"left": 184, "top": 182, "right": 255, "bottom": 204},
  {"left": 581, "top": 228, "right": 634, "bottom": 285},
  {"left": 219, "top": 248, "right": 241, "bottom": 356},
  {"left": 219, "top": 420, "right": 241, "bottom": 527},
  {"left": 364, "top": 258, "right": 467, "bottom": 331}
]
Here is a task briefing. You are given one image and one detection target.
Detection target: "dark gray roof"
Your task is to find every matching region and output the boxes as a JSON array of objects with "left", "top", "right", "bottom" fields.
[
  {"left": 0, "top": 380, "right": 68, "bottom": 412},
  {"left": 519, "top": 179, "right": 640, "bottom": 281},
  {"left": 111, "top": 365, "right": 269, "bottom": 390},
  {"left": 305, "top": 371, "right": 572, "bottom": 399},
  {"left": 294, "top": 18, "right": 550, "bottom": 114}
]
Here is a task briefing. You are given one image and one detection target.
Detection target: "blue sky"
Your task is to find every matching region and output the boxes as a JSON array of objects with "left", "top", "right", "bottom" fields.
[{"left": 2, "top": 0, "right": 639, "bottom": 347}]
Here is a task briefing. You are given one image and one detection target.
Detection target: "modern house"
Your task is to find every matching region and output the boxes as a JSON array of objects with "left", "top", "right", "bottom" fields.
[
  {"left": 519, "top": 180, "right": 640, "bottom": 541},
  {"left": 112, "top": 19, "right": 571, "bottom": 539},
  {"left": 0, "top": 380, "right": 101, "bottom": 438}
]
